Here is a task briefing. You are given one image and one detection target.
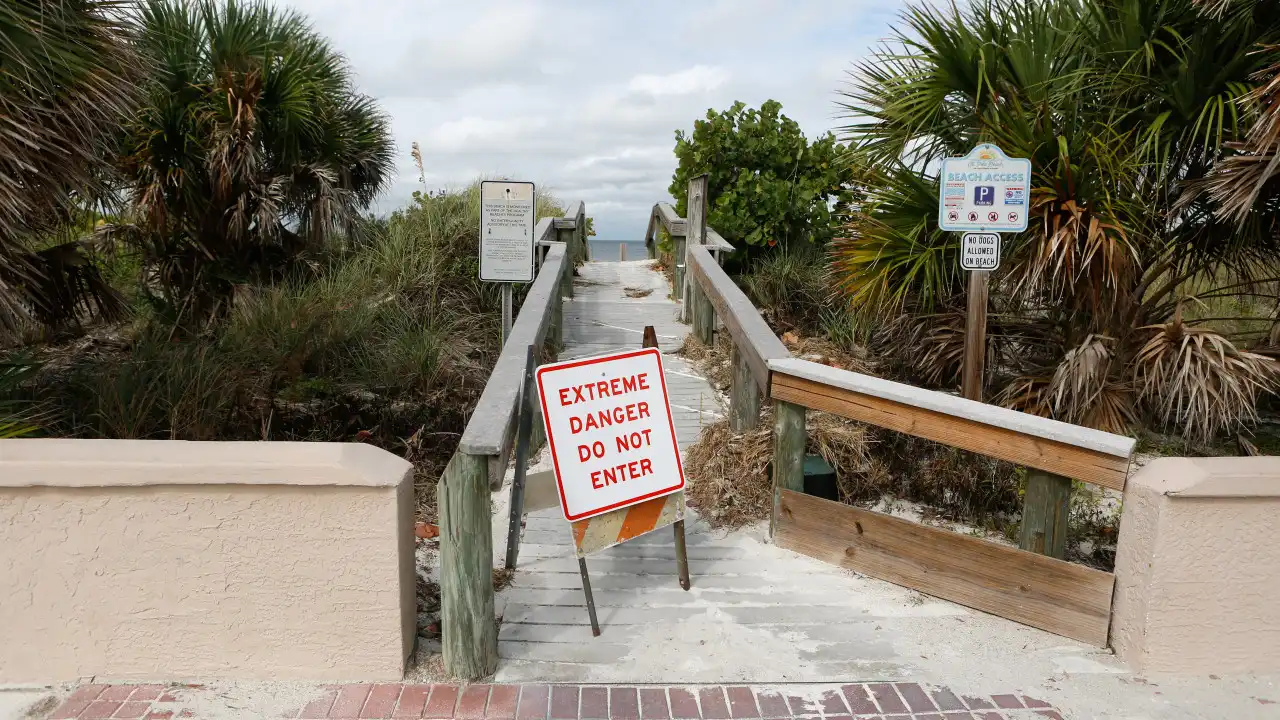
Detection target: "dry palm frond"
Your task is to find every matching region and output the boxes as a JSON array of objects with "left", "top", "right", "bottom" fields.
[
  {"left": 683, "top": 409, "right": 876, "bottom": 529},
  {"left": 913, "top": 312, "right": 966, "bottom": 388},
  {"left": 1184, "top": 46, "right": 1280, "bottom": 226},
  {"left": 0, "top": 0, "right": 145, "bottom": 330},
  {"left": 1046, "top": 334, "right": 1137, "bottom": 433},
  {"left": 676, "top": 333, "right": 734, "bottom": 392},
  {"left": 995, "top": 375, "right": 1054, "bottom": 418},
  {"left": 683, "top": 418, "right": 774, "bottom": 528},
  {"left": 1025, "top": 194, "right": 1137, "bottom": 299},
  {"left": 1134, "top": 317, "right": 1280, "bottom": 444}
]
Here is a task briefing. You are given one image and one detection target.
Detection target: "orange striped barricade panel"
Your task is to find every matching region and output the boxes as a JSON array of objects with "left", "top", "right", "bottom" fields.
[{"left": 570, "top": 491, "right": 686, "bottom": 558}]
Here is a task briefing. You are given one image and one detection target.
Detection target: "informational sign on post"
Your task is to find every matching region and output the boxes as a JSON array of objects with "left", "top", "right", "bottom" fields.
[
  {"left": 536, "top": 347, "right": 685, "bottom": 522},
  {"left": 939, "top": 144, "right": 1031, "bottom": 402},
  {"left": 479, "top": 180, "right": 536, "bottom": 283},
  {"left": 960, "top": 232, "right": 1001, "bottom": 271},
  {"left": 938, "top": 144, "right": 1030, "bottom": 233}
]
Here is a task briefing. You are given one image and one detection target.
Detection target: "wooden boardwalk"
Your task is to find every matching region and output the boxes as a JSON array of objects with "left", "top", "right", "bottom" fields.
[{"left": 492, "top": 260, "right": 961, "bottom": 684}]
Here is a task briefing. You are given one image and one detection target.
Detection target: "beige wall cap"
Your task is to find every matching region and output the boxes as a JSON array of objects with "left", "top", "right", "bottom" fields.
[{"left": 0, "top": 439, "right": 411, "bottom": 488}]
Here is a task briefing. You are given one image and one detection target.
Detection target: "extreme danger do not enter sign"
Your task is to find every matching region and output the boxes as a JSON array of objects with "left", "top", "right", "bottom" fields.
[{"left": 536, "top": 348, "right": 685, "bottom": 522}]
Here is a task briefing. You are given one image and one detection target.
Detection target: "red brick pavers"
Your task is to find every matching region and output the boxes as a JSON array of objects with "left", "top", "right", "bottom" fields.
[{"left": 50, "top": 684, "right": 1063, "bottom": 719}]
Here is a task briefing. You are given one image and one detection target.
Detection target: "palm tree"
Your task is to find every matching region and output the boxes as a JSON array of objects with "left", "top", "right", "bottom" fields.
[
  {"left": 833, "top": 0, "right": 1280, "bottom": 444},
  {"left": 0, "top": 1, "right": 144, "bottom": 332},
  {"left": 106, "top": 0, "right": 395, "bottom": 327}
]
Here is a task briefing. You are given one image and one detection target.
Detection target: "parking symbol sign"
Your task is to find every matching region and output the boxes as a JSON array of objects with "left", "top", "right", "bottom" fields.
[{"left": 938, "top": 144, "right": 1031, "bottom": 232}]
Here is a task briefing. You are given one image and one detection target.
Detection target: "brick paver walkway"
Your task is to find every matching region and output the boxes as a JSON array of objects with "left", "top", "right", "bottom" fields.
[{"left": 51, "top": 683, "right": 1064, "bottom": 720}]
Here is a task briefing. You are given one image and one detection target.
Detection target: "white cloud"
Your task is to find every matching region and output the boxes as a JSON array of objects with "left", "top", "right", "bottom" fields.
[
  {"left": 627, "top": 66, "right": 729, "bottom": 97},
  {"left": 282, "top": 0, "right": 913, "bottom": 238},
  {"left": 424, "top": 116, "right": 551, "bottom": 154}
]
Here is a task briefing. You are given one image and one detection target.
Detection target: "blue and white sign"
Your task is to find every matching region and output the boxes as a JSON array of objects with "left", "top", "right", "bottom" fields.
[{"left": 938, "top": 144, "right": 1031, "bottom": 233}]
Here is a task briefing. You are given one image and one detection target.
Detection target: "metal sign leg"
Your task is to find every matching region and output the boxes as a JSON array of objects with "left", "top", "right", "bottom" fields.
[
  {"left": 578, "top": 557, "right": 601, "bottom": 636},
  {"left": 501, "top": 283, "right": 513, "bottom": 347},
  {"left": 674, "top": 519, "right": 691, "bottom": 591}
]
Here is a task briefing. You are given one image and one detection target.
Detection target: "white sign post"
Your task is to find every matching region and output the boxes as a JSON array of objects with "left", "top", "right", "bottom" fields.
[
  {"left": 480, "top": 180, "right": 536, "bottom": 345},
  {"left": 938, "top": 144, "right": 1030, "bottom": 401},
  {"left": 536, "top": 347, "right": 685, "bottom": 522}
]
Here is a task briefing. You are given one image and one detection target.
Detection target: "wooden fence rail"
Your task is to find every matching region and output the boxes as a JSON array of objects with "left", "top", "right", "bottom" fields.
[
  {"left": 687, "top": 243, "right": 789, "bottom": 430},
  {"left": 648, "top": 182, "right": 782, "bottom": 431},
  {"left": 439, "top": 205, "right": 581, "bottom": 680},
  {"left": 767, "top": 357, "right": 1136, "bottom": 645}
]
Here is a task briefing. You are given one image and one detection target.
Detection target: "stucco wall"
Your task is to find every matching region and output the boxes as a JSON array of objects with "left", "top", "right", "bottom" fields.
[
  {"left": 1112, "top": 457, "right": 1280, "bottom": 674},
  {"left": 0, "top": 440, "right": 416, "bottom": 684}
]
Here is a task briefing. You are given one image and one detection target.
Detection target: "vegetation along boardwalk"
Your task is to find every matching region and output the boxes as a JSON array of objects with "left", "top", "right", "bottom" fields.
[{"left": 491, "top": 258, "right": 1109, "bottom": 686}]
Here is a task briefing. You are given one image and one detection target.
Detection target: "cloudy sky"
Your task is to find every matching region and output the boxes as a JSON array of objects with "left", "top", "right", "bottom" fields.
[{"left": 281, "top": 0, "right": 915, "bottom": 239}]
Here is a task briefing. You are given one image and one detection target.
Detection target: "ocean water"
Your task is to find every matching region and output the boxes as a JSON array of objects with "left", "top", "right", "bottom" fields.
[{"left": 588, "top": 239, "right": 648, "bottom": 261}]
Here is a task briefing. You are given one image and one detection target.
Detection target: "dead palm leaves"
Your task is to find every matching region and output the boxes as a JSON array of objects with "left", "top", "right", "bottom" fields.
[{"left": 1134, "top": 318, "right": 1280, "bottom": 444}]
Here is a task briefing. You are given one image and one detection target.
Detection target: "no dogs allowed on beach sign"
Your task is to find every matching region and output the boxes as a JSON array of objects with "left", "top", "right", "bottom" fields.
[{"left": 536, "top": 347, "right": 686, "bottom": 522}]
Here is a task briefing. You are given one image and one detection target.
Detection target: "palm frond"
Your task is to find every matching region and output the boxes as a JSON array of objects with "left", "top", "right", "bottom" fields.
[
  {"left": 1134, "top": 316, "right": 1280, "bottom": 443},
  {"left": 118, "top": 0, "right": 396, "bottom": 327},
  {"left": 0, "top": 0, "right": 146, "bottom": 330}
]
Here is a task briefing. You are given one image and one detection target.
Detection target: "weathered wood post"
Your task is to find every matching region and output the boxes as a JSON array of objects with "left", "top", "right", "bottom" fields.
[
  {"left": 575, "top": 203, "right": 587, "bottom": 264},
  {"left": 1019, "top": 469, "right": 1072, "bottom": 559},
  {"left": 729, "top": 347, "right": 760, "bottom": 431},
  {"left": 549, "top": 287, "right": 563, "bottom": 346},
  {"left": 771, "top": 400, "right": 806, "bottom": 535},
  {"left": 556, "top": 223, "right": 575, "bottom": 299},
  {"left": 681, "top": 175, "right": 709, "bottom": 322},
  {"left": 438, "top": 452, "right": 498, "bottom": 678},
  {"left": 672, "top": 234, "right": 686, "bottom": 299},
  {"left": 691, "top": 274, "right": 714, "bottom": 345},
  {"left": 961, "top": 270, "right": 989, "bottom": 401}
]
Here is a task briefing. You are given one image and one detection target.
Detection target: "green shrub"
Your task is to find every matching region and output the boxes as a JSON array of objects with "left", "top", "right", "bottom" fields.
[
  {"left": 738, "top": 248, "right": 828, "bottom": 330},
  {"left": 0, "top": 354, "right": 40, "bottom": 438}
]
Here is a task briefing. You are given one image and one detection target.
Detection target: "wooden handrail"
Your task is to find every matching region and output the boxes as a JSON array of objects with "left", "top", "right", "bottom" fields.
[
  {"left": 770, "top": 358, "right": 1135, "bottom": 460},
  {"left": 644, "top": 202, "right": 732, "bottom": 260},
  {"left": 767, "top": 356, "right": 1138, "bottom": 647},
  {"left": 442, "top": 202, "right": 580, "bottom": 681},
  {"left": 769, "top": 357, "right": 1135, "bottom": 490},
  {"left": 459, "top": 242, "right": 568, "bottom": 475},
  {"left": 688, "top": 244, "right": 789, "bottom": 392}
]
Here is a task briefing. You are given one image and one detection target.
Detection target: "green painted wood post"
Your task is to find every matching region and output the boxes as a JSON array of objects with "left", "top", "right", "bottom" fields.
[
  {"left": 729, "top": 346, "right": 760, "bottom": 431},
  {"left": 528, "top": 359, "right": 547, "bottom": 450},
  {"left": 557, "top": 227, "right": 575, "bottom": 298},
  {"left": 692, "top": 281, "right": 714, "bottom": 345},
  {"left": 771, "top": 400, "right": 806, "bottom": 536},
  {"left": 1019, "top": 468, "right": 1072, "bottom": 559},
  {"left": 672, "top": 235, "right": 686, "bottom": 299},
  {"left": 549, "top": 294, "right": 562, "bottom": 347},
  {"left": 438, "top": 451, "right": 498, "bottom": 679}
]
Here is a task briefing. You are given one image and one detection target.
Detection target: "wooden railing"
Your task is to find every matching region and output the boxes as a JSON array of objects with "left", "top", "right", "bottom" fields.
[
  {"left": 438, "top": 202, "right": 584, "bottom": 680},
  {"left": 767, "top": 357, "right": 1135, "bottom": 645},
  {"left": 651, "top": 176, "right": 787, "bottom": 430},
  {"left": 644, "top": 199, "right": 733, "bottom": 291},
  {"left": 651, "top": 183, "right": 1137, "bottom": 647},
  {"left": 686, "top": 243, "right": 789, "bottom": 429}
]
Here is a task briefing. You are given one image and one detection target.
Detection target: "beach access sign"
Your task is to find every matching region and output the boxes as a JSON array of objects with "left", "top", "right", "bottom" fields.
[
  {"left": 479, "top": 180, "right": 536, "bottom": 283},
  {"left": 938, "top": 144, "right": 1030, "bottom": 233},
  {"left": 536, "top": 347, "right": 685, "bottom": 522}
]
